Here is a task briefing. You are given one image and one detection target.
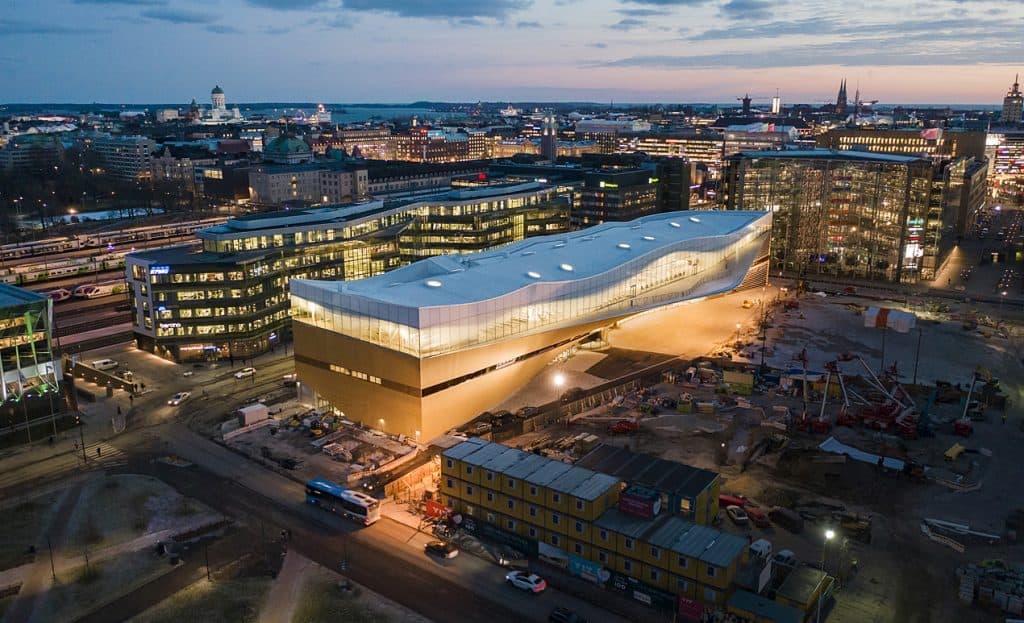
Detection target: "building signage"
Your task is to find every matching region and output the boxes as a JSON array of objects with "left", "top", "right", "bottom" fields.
[
  {"left": 150, "top": 266, "right": 170, "bottom": 275},
  {"left": 568, "top": 555, "right": 610, "bottom": 585}
]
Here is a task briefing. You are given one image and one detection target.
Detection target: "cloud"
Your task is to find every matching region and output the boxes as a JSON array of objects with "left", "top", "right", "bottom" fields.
[
  {"left": 454, "top": 17, "right": 486, "bottom": 26},
  {"left": 619, "top": 0, "right": 710, "bottom": 5},
  {"left": 246, "top": 0, "right": 330, "bottom": 9},
  {"left": 720, "top": 0, "right": 774, "bottom": 20},
  {"left": 72, "top": 0, "right": 164, "bottom": 4},
  {"left": 617, "top": 8, "right": 670, "bottom": 16},
  {"left": 206, "top": 24, "right": 242, "bottom": 34},
  {"left": 588, "top": 42, "right": 608, "bottom": 48},
  {"left": 140, "top": 8, "right": 218, "bottom": 24},
  {"left": 597, "top": 36, "right": 1021, "bottom": 69},
  {"left": 342, "top": 0, "right": 530, "bottom": 19},
  {"left": 517, "top": 20, "right": 543, "bottom": 28},
  {"left": 263, "top": 25, "right": 291, "bottom": 34},
  {"left": 320, "top": 15, "right": 357, "bottom": 29},
  {"left": 0, "top": 19, "right": 108, "bottom": 35},
  {"left": 689, "top": 15, "right": 1018, "bottom": 41},
  {"left": 609, "top": 18, "right": 646, "bottom": 30}
]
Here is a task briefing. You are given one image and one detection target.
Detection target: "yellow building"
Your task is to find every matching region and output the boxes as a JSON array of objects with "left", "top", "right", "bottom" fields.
[{"left": 440, "top": 438, "right": 749, "bottom": 614}]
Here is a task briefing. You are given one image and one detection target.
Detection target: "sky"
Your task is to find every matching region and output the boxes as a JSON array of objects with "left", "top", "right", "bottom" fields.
[{"left": 1, "top": 0, "right": 1022, "bottom": 105}]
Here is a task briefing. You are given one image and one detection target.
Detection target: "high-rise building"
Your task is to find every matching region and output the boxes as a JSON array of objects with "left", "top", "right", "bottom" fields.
[
  {"left": 85, "top": 134, "right": 157, "bottom": 181},
  {"left": 836, "top": 79, "right": 848, "bottom": 117},
  {"left": 722, "top": 149, "right": 949, "bottom": 283},
  {"left": 126, "top": 183, "right": 571, "bottom": 361},
  {"left": 817, "top": 128, "right": 987, "bottom": 162},
  {"left": 541, "top": 115, "right": 558, "bottom": 162},
  {"left": 1001, "top": 75, "right": 1023, "bottom": 125},
  {"left": 576, "top": 169, "right": 661, "bottom": 227}
]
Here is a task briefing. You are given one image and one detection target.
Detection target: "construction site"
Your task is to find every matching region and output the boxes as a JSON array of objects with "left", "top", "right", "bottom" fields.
[{"left": 448, "top": 283, "right": 1024, "bottom": 622}]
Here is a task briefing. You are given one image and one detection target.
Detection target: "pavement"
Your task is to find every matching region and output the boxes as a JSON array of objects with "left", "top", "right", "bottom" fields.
[{"left": 258, "top": 550, "right": 313, "bottom": 623}]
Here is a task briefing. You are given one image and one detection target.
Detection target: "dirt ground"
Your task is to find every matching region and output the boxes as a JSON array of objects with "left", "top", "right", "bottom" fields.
[
  {"left": 290, "top": 563, "right": 433, "bottom": 623},
  {"left": 127, "top": 576, "right": 272, "bottom": 623},
  {"left": 506, "top": 286, "right": 1024, "bottom": 623}
]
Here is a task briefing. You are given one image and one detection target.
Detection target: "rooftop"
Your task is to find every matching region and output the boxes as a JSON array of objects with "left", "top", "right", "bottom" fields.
[
  {"left": 0, "top": 283, "right": 48, "bottom": 308},
  {"left": 575, "top": 444, "right": 719, "bottom": 500},
  {"left": 777, "top": 566, "right": 831, "bottom": 605},
  {"left": 727, "top": 590, "right": 803, "bottom": 623},
  {"left": 736, "top": 148, "right": 926, "bottom": 164},
  {"left": 128, "top": 244, "right": 276, "bottom": 266},
  {"left": 293, "top": 210, "right": 765, "bottom": 310}
]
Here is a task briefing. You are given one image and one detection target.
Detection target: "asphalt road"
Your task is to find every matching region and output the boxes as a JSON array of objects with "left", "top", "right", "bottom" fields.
[{"left": 2, "top": 352, "right": 631, "bottom": 623}]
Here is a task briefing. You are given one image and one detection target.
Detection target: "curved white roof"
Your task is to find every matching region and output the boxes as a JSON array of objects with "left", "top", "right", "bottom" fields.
[{"left": 292, "top": 210, "right": 766, "bottom": 310}]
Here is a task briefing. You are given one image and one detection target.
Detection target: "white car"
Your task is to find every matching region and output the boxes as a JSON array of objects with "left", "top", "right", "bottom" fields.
[
  {"left": 234, "top": 367, "right": 256, "bottom": 379},
  {"left": 726, "top": 505, "right": 749, "bottom": 525},
  {"left": 168, "top": 391, "right": 191, "bottom": 406},
  {"left": 505, "top": 570, "right": 546, "bottom": 593}
]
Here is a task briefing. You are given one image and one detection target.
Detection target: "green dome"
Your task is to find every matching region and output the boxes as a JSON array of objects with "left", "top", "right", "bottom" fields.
[
  {"left": 211, "top": 85, "right": 224, "bottom": 95},
  {"left": 265, "top": 136, "right": 311, "bottom": 154}
]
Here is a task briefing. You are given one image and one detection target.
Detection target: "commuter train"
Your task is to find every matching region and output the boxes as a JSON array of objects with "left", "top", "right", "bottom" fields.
[
  {"left": 0, "top": 217, "right": 225, "bottom": 261},
  {"left": 72, "top": 280, "right": 127, "bottom": 299}
]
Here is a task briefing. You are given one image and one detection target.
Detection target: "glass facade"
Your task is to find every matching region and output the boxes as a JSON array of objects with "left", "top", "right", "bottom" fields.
[
  {"left": 128, "top": 184, "right": 572, "bottom": 360},
  {"left": 723, "top": 152, "right": 941, "bottom": 283},
  {"left": 0, "top": 286, "right": 57, "bottom": 400},
  {"left": 291, "top": 213, "right": 770, "bottom": 358}
]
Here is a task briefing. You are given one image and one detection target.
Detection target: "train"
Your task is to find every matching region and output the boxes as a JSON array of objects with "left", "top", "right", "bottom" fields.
[
  {"left": 72, "top": 280, "right": 127, "bottom": 299},
  {"left": 42, "top": 288, "right": 73, "bottom": 302},
  {"left": 0, "top": 217, "right": 225, "bottom": 261}
]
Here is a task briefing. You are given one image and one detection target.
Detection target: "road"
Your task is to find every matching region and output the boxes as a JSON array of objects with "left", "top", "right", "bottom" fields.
[{"left": 1, "top": 350, "right": 634, "bottom": 623}]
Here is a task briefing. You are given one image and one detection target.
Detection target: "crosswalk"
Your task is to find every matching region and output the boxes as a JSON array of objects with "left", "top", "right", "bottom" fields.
[{"left": 0, "top": 442, "right": 128, "bottom": 491}]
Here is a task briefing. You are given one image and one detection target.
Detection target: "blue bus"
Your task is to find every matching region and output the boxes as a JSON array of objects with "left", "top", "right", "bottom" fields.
[{"left": 305, "top": 477, "right": 381, "bottom": 525}]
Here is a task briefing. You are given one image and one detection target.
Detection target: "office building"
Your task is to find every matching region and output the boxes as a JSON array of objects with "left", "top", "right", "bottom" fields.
[
  {"left": 1002, "top": 75, "right": 1023, "bottom": 125},
  {"left": 289, "top": 210, "right": 771, "bottom": 440},
  {"left": 722, "top": 149, "right": 948, "bottom": 283},
  {"left": 363, "top": 160, "right": 489, "bottom": 198},
  {"left": 576, "top": 168, "right": 661, "bottom": 227},
  {"left": 0, "top": 284, "right": 59, "bottom": 402},
  {"left": 987, "top": 130, "right": 1024, "bottom": 199},
  {"left": 0, "top": 134, "right": 63, "bottom": 174},
  {"left": 126, "top": 183, "right": 571, "bottom": 361},
  {"left": 86, "top": 134, "right": 157, "bottom": 181},
  {"left": 439, "top": 439, "right": 747, "bottom": 611},
  {"left": 309, "top": 127, "right": 392, "bottom": 158},
  {"left": 722, "top": 123, "right": 800, "bottom": 155},
  {"left": 816, "top": 128, "right": 987, "bottom": 162},
  {"left": 389, "top": 128, "right": 491, "bottom": 163}
]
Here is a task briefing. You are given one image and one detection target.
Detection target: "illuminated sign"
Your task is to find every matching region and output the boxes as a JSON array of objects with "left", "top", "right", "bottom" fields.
[
  {"left": 599, "top": 181, "right": 619, "bottom": 189},
  {"left": 159, "top": 322, "right": 182, "bottom": 328},
  {"left": 150, "top": 266, "right": 170, "bottom": 275}
]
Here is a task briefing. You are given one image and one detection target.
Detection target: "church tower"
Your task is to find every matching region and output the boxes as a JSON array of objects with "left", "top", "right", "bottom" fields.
[
  {"left": 836, "top": 79, "right": 848, "bottom": 117},
  {"left": 1002, "top": 74, "right": 1023, "bottom": 125}
]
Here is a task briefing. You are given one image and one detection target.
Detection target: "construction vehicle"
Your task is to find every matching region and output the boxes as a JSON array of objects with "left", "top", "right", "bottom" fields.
[{"left": 831, "top": 511, "right": 873, "bottom": 543}]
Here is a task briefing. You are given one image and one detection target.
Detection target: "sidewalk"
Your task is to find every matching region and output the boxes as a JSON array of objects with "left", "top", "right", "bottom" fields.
[{"left": 257, "top": 550, "right": 313, "bottom": 623}]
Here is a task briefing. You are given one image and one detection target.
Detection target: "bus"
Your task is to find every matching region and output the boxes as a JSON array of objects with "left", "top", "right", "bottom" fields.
[{"left": 305, "top": 477, "right": 381, "bottom": 525}]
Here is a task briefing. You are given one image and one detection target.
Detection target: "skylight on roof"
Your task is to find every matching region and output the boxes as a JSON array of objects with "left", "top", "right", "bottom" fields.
[
  {"left": 560, "top": 263, "right": 574, "bottom": 272},
  {"left": 642, "top": 235, "right": 655, "bottom": 241},
  {"left": 617, "top": 243, "right": 631, "bottom": 250},
  {"left": 527, "top": 271, "right": 542, "bottom": 279},
  {"left": 425, "top": 279, "right": 443, "bottom": 288},
  {"left": 553, "top": 242, "right": 566, "bottom": 248},
  {"left": 689, "top": 216, "right": 701, "bottom": 223},
  {"left": 669, "top": 222, "right": 681, "bottom": 228}
]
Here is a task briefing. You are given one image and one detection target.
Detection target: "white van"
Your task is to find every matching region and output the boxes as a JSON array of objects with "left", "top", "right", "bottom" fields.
[{"left": 91, "top": 359, "right": 119, "bottom": 371}]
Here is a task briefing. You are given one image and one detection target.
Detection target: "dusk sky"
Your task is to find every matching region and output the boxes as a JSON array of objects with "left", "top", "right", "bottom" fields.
[{"left": 2, "top": 0, "right": 1022, "bottom": 105}]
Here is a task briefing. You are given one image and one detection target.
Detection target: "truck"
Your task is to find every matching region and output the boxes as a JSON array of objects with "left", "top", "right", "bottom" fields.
[{"left": 768, "top": 507, "right": 805, "bottom": 534}]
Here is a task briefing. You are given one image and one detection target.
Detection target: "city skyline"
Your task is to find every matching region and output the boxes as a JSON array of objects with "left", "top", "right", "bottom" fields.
[{"left": 2, "top": 0, "right": 1022, "bottom": 105}]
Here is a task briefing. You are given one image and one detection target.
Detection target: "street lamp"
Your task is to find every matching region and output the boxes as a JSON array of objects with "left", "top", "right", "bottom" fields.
[
  {"left": 553, "top": 373, "right": 566, "bottom": 387},
  {"left": 734, "top": 322, "right": 742, "bottom": 344},
  {"left": 1001, "top": 290, "right": 1008, "bottom": 310},
  {"left": 378, "top": 418, "right": 385, "bottom": 434},
  {"left": 817, "top": 529, "right": 836, "bottom": 623}
]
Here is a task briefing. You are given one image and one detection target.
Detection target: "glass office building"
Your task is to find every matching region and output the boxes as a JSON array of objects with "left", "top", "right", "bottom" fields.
[
  {"left": 127, "top": 182, "right": 571, "bottom": 361},
  {"left": 291, "top": 210, "right": 771, "bottom": 440},
  {"left": 722, "top": 150, "right": 944, "bottom": 283}
]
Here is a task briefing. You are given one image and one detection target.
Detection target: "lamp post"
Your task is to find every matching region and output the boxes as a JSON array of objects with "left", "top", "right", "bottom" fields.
[
  {"left": 734, "top": 322, "right": 742, "bottom": 346},
  {"left": 1001, "top": 290, "right": 1007, "bottom": 311},
  {"left": 378, "top": 418, "right": 385, "bottom": 435},
  {"left": 817, "top": 529, "right": 835, "bottom": 623}
]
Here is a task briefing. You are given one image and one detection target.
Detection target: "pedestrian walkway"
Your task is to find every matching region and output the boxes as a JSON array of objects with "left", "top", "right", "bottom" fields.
[
  {"left": 4, "top": 480, "right": 86, "bottom": 623},
  {"left": 258, "top": 550, "right": 314, "bottom": 623}
]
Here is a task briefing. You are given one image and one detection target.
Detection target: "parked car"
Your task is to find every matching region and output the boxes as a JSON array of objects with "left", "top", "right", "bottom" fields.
[
  {"left": 506, "top": 570, "right": 546, "bottom": 593},
  {"left": 234, "top": 367, "right": 256, "bottom": 379},
  {"left": 516, "top": 406, "right": 539, "bottom": 418},
  {"left": 424, "top": 541, "right": 459, "bottom": 559},
  {"left": 773, "top": 549, "right": 797, "bottom": 568},
  {"left": 91, "top": 359, "right": 119, "bottom": 371},
  {"left": 167, "top": 391, "right": 191, "bottom": 406},
  {"left": 747, "top": 507, "right": 770, "bottom": 528},
  {"left": 726, "top": 505, "right": 749, "bottom": 525},
  {"left": 549, "top": 607, "right": 588, "bottom": 623}
]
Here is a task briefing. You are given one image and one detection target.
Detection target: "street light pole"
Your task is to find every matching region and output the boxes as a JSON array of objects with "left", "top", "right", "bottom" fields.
[{"left": 912, "top": 327, "right": 923, "bottom": 386}]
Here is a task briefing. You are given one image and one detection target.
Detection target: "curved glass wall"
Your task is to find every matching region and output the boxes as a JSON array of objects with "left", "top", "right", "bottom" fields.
[{"left": 292, "top": 215, "right": 770, "bottom": 358}]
